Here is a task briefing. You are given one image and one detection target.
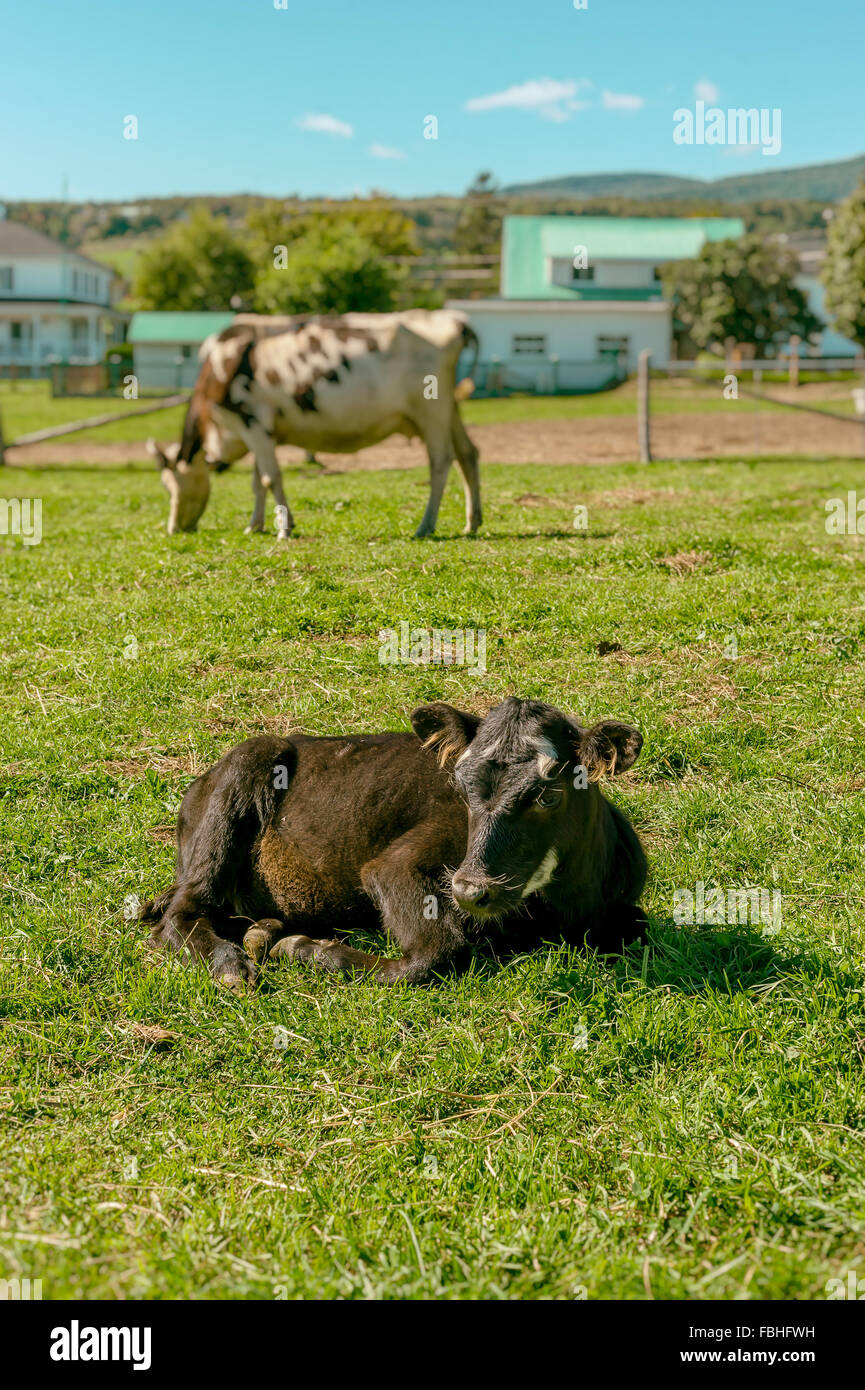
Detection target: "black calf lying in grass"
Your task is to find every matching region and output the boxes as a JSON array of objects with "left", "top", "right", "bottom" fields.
[{"left": 140, "top": 697, "right": 648, "bottom": 989}]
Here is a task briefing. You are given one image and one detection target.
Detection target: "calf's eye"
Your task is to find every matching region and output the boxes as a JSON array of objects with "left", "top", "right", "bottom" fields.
[{"left": 535, "top": 787, "right": 563, "bottom": 809}]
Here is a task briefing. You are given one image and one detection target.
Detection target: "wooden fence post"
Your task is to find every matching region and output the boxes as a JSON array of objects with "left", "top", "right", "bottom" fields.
[
  {"left": 753, "top": 365, "right": 762, "bottom": 455},
  {"left": 637, "top": 349, "right": 652, "bottom": 463},
  {"left": 788, "top": 336, "right": 800, "bottom": 389}
]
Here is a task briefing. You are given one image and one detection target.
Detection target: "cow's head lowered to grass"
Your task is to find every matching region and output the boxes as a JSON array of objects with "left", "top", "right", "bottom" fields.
[
  {"left": 147, "top": 331, "right": 253, "bottom": 533},
  {"left": 412, "top": 697, "right": 643, "bottom": 920},
  {"left": 146, "top": 438, "right": 212, "bottom": 534}
]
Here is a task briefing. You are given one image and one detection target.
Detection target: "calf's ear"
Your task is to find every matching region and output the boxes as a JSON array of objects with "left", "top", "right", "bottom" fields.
[
  {"left": 411, "top": 703, "right": 481, "bottom": 766},
  {"left": 577, "top": 721, "right": 642, "bottom": 780}
]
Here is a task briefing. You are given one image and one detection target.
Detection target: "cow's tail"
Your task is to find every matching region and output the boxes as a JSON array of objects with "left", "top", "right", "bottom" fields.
[{"left": 455, "top": 321, "right": 479, "bottom": 401}]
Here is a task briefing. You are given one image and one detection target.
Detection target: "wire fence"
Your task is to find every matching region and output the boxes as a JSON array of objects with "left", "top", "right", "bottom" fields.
[
  {"left": 3, "top": 351, "right": 865, "bottom": 467},
  {"left": 637, "top": 354, "right": 865, "bottom": 462}
]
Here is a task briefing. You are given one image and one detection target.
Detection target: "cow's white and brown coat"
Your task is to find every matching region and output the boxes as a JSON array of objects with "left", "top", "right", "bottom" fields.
[{"left": 148, "top": 310, "right": 481, "bottom": 538}]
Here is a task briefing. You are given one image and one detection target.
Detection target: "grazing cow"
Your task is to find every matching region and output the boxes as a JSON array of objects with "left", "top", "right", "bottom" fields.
[
  {"left": 146, "top": 310, "right": 481, "bottom": 539},
  {"left": 139, "top": 697, "right": 648, "bottom": 991}
]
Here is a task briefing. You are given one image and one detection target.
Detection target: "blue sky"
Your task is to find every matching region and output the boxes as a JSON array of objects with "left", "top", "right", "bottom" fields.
[{"left": 1, "top": 0, "right": 862, "bottom": 202}]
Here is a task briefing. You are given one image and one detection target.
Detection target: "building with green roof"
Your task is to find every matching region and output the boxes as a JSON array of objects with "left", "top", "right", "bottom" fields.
[
  {"left": 448, "top": 214, "right": 745, "bottom": 393},
  {"left": 129, "top": 311, "right": 235, "bottom": 389}
]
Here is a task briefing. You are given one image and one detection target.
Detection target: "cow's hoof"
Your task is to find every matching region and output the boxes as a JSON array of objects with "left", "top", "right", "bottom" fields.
[
  {"left": 212, "top": 941, "right": 258, "bottom": 991},
  {"left": 244, "top": 524, "right": 266, "bottom": 535},
  {"left": 414, "top": 525, "right": 435, "bottom": 539},
  {"left": 275, "top": 531, "right": 292, "bottom": 542}
]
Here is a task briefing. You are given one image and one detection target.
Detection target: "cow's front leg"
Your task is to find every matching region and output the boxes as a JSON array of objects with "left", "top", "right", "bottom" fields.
[
  {"left": 250, "top": 440, "right": 293, "bottom": 539},
  {"left": 268, "top": 464, "right": 294, "bottom": 540},
  {"left": 244, "top": 460, "right": 267, "bottom": 534}
]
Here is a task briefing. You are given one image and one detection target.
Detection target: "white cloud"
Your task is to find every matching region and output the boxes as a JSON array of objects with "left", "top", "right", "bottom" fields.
[
  {"left": 466, "top": 77, "right": 590, "bottom": 122},
  {"left": 369, "top": 144, "right": 406, "bottom": 160},
  {"left": 297, "top": 113, "right": 354, "bottom": 139},
  {"left": 602, "top": 90, "right": 645, "bottom": 111},
  {"left": 695, "top": 78, "right": 720, "bottom": 103}
]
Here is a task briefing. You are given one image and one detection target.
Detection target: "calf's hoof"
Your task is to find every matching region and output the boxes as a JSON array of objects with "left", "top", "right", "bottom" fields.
[
  {"left": 242, "top": 919, "right": 284, "bottom": 963},
  {"left": 269, "top": 934, "right": 336, "bottom": 965},
  {"left": 211, "top": 941, "right": 258, "bottom": 992}
]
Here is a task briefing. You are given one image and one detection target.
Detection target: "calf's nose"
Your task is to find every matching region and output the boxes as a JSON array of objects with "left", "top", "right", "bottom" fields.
[{"left": 452, "top": 874, "right": 497, "bottom": 911}]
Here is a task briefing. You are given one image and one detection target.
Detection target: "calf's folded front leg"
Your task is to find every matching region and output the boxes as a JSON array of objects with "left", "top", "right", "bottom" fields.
[{"left": 271, "top": 826, "right": 467, "bottom": 985}]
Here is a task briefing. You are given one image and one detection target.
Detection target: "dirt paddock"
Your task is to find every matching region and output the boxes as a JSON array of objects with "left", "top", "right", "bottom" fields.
[{"left": 5, "top": 408, "right": 864, "bottom": 470}]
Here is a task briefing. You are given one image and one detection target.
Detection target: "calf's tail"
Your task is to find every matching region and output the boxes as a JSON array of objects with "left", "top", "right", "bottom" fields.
[{"left": 162, "top": 736, "right": 297, "bottom": 921}]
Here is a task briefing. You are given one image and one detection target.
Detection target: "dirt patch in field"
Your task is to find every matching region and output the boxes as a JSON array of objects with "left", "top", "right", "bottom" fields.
[
  {"left": 6, "top": 408, "right": 864, "bottom": 468},
  {"left": 656, "top": 551, "right": 714, "bottom": 576}
]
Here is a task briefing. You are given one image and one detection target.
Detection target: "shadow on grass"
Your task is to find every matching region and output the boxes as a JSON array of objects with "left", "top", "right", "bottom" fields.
[
  {"left": 533, "top": 915, "right": 857, "bottom": 1000},
  {"left": 421, "top": 529, "right": 617, "bottom": 544},
  {"left": 448, "top": 913, "right": 854, "bottom": 1004}
]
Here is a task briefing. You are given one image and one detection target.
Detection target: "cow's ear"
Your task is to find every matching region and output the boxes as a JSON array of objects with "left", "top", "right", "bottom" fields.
[
  {"left": 146, "top": 437, "right": 170, "bottom": 469},
  {"left": 576, "top": 721, "right": 642, "bottom": 780},
  {"left": 147, "top": 439, "right": 181, "bottom": 470},
  {"left": 411, "top": 703, "right": 480, "bottom": 766}
]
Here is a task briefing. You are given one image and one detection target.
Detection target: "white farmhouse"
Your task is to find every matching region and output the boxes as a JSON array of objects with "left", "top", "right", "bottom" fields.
[
  {"left": 0, "top": 217, "right": 125, "bottom": 374},
  {"left": 448, "top": 214, "right": 745, "bottom": 392}
]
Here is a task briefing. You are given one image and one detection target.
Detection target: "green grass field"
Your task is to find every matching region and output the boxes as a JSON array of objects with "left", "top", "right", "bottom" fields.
[{"left": 2, "top": 453, "right": 864, "bottom": 1300}]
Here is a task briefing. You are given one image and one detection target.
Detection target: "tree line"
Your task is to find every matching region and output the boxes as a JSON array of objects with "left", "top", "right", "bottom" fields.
[{"left": 10, "top": 172, "right": 863, "bottom": 352}]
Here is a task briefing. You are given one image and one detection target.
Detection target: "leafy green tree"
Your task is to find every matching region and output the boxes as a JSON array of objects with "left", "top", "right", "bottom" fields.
[
  {"left": 253, "top": 227, "right": 403, "bottom": 315},
  {"left": 453, "top": 172, "right": 502, "bottom": 257},
  {"left": 660, "top": 234, "right": 822, "bottom": 353},
  {"left": 821, "top": 182, "right": 865, "bottom": 349},
  {"left": 246, "top": 198, "right": 419, "bottom": 262},
  {"left": 133, "top": 209, "right": 255, "bottom": 310}
]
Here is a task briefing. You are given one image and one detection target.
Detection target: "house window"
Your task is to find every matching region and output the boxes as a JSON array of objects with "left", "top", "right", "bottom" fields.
[
  {"left": 70, "top": 318, "right": 89, "bottom": 348},
  {"left": 72, "top": 269, "right": 101, "bottom": 297},
  {"left": 180, "top": 344, "right": 193, "bottom": 359},
  {"left": 10, "top": 321, "right": 32, "bottom": 341},
  {"left": 0, "top": 267, "right": 12, "bottom": 291},
  {"left": 572, "top": 265, "right": 595, "bottom": 281},
  {"left": 597, "top": 335, "right": 629, "bottom": 359},
  {"left": 652, "top": 267, "right": 663, "bottom": 282},
  {"left": 512, "top": 334, "right": 547, "bottom": 356}
]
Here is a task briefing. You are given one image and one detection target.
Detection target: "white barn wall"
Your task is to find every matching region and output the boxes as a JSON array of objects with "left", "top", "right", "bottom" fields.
[
  {"left": 133, "top": 344, "right": 202, "bottom": 390},
  {"left": 452, "top": 302, "right": 672, "bottom": 372}
]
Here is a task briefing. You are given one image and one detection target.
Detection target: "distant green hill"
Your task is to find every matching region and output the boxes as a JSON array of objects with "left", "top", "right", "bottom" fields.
[{"left": 504, "top": 153, "right": 865, "bottom": 203}]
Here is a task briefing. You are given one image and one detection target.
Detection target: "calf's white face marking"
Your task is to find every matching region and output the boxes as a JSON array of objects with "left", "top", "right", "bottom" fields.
[{"left": 521, "top": 847, "right": 559, "bottom": 899}]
